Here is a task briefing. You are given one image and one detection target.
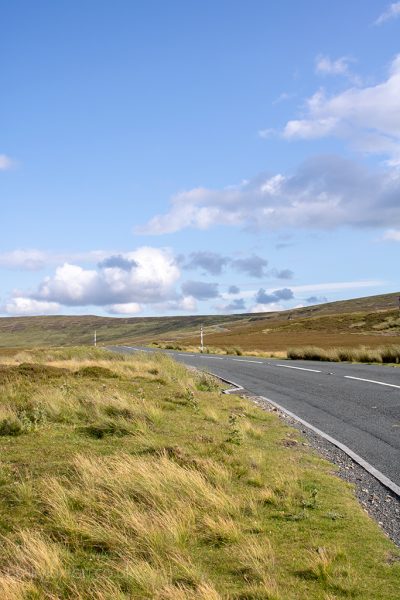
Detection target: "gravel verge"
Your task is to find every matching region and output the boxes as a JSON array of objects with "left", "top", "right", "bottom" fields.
[{"left": 245, "top": 393, "right": 400, "bottom": 548}]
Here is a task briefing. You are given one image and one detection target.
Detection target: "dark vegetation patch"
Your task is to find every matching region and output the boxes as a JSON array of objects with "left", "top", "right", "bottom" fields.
[
  {"left": 0, "top": 363, "right": 68, "bottom": 384},
  {"left": 74, "top": 366, "right": 120, "bottom": 379},
  {"left": 81, "top": 421, "right": 132, "bottom": 438},
  {"left": 0, "top": 406, "right": 47, "bottom": 436}
]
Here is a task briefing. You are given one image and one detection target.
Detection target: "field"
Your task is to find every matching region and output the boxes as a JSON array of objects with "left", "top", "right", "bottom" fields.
[{"left": 0, "top": 347, "right": 399, "bottom": 598}]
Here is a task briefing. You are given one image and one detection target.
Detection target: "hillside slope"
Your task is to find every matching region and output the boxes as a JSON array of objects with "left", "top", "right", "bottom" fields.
[{"left": 0, "top": 291, "right": 399, "bottom": 350}]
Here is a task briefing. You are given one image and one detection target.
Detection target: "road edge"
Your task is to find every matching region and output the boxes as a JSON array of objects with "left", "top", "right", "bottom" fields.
[{"left": 206, "top": 370, "right": 400, "bottom": 499}]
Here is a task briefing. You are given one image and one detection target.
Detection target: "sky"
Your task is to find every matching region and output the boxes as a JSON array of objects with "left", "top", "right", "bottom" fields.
[{"left": 1, "top": 0, "right": 400, "bottom": 318}]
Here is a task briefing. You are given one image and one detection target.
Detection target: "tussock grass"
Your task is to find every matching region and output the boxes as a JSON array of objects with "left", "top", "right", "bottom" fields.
[
  {"left": 0, "top": 348, "right": 399, "bottom": 598},
  {"left": 154, "top": 342, "right": 288, "bottom": 359},
  {"left": 287, "top": 344, "right": 400, "bottom": 364}
]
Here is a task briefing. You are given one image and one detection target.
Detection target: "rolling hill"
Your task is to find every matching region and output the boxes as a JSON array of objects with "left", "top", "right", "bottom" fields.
[{"left": 0, "top": 291, "right": 399, "bottom": 351}]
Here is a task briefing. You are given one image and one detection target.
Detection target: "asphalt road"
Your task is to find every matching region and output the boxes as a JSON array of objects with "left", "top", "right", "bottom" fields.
[{"left": 112, "top": 346, "right": 400, "bottom": 491}]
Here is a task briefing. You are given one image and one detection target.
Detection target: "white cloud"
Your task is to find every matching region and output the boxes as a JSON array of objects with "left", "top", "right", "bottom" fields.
[
  {"left": 4, "top": 248, "right": 181, "bottom": 315},
  {"left": 107, "top": 303, "right": 142, "bottom": 315},
  {"left": 283, "top": 116, "right": 339, "bottom": 139},
  {"left": 0, "top": 249, "right": 112, "bottom": 271},
  {"left": 0, "top": 250, "right": 49, "bottom": 271},
  {"left": 383, "top": 228, "right": 400, "bottom": 241},
  {"left": 0, "top": 154, "right": 14, "bottom": 171},
  {"left": 375, "top": 2, "right": 400, "bottom": 24},
  {"left": 260, "top": 174, "right": 285, "bottom": 195},
  {"left": 137, "top": 156, "right": 400, "bottom": 234},
  {"left": 136, "top": 54, "right": 400, "bottom": 237},
  {"left": 250, "top": 302, "right": 284, "bottom": 313},
  {"left": 165, "top": 295, "right": 197, "bottom": 312},
  {"left": 3, "top": 297, "right": 60, "bottom": 316},
  {"left": 272, "top": 92, "right": 294, "bottom": 105},
  {"left": 38, "top": 263, "right": 100, "bottom": 304},
  {"left": 258, "top": 128, "right": 276, "bottom": 138},
  {"left": 282, "top": 55, "right": 400, "bottom": 164},
  {"left": 315, "top": 55, "right": 359, "bottom": 84},
  {"left": 315, "top": 55, "right": 350, "bottom": 76},
  {"left": 289, "top": 280, "right": 384, "bottom": 293}
]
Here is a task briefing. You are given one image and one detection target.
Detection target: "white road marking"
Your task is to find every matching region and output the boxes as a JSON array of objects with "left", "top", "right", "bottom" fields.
[
  {"left": 223, "top": 385, "right": 244, "bottom": 394},
  {"left": 232, "top": 359, "right": 263, "bottom": 364},
  {"left": 344, "top": 376, "right": 400, "bottom": 390},
  {"left": 120, "top": 346, "right": 149, "bottom": 352},
  {"left": 277, "top": 364, "right": 321, "bottom": 373},
  {"left": 202, "top": 356, "right": 224, "bottom": 360},
  {"left": 178, "top": 353, "right": 195, "bottom": 356}
]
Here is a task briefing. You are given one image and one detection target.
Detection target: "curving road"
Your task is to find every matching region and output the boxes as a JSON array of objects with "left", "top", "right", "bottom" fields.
[{"left": 111, "top": 346, "right": 400, "bottom": 493}]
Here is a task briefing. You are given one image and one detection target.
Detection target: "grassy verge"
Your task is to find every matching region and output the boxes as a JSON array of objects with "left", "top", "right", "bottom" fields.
[
  {"left": 287, "top": 345, "right": 400, "bottom": 364},
  {"left": 0, "top": 348, "right": 399, "bottom": 599},
  {"left": 150, "top": 342, "right": 287, "bottom": 359}
]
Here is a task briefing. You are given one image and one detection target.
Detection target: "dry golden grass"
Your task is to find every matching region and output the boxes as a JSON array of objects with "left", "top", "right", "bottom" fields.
[
  {"left": 3, "top": 530, "right": 65, "bottom": 581},
  {"left": 0, "top": 576, "right": 34, "bottom": 600},
  {"left": 287, "top": 344, "right": 400, "bottom": 363},
  {"left": 0, "top": 347, "right": 399, "bottom": 598}
]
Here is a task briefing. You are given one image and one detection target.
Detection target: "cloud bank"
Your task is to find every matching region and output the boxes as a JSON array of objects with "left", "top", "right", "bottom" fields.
[
  {"left": 137, "top": 156, "right": 400, "bottom": 235},
  {"left": 3, "top": 247, "right": 182, "bottom": 316},
  {"left": 137, "top": 56, "right": 400, "bottom": 238},
  {"left": 283, "top": 55, "right": 400, "bottom": 165}
]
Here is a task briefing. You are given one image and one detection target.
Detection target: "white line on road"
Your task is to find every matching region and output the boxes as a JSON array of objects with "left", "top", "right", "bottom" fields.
[
  {"left": 344, "top": 376, "right": 400, "bottom": 390},
  {"left": 202, "top": 356, "right": 224, "bottom": 360},
  {"left": 277, "top": 364, "right": 321, "bottom": 373},
  {"left": 120, "top": 346, "right": 149, "bottom": 352},
  {"left": 178, "top": 353, "right": 195, "bottom": 356},
  {"left": 232, "top": 359, "right": 263, "bottom": 364}
]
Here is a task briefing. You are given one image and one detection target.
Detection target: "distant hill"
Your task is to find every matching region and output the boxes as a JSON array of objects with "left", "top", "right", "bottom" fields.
[
  {"left": 0, "top": 313, "right": 247, "bottom": 349},
  {"left": 0, "top": 291, "right": 399, "bottom": 351},
  {"left": 180, "top": 291, "right": 400, "bottom": 352}
]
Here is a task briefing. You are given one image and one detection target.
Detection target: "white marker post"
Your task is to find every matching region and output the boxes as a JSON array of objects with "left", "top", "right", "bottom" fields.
[
  {"left": 94, "top": 330, "right": 97, "bottom": 347},
  {"left": 200, "top": 325, "right": 204, "bottom": 353}
]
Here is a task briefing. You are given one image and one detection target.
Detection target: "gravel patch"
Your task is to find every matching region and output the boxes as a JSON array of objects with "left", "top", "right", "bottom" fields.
[{"left": 245, "top": 393, "right": 400, "bottom": 548}]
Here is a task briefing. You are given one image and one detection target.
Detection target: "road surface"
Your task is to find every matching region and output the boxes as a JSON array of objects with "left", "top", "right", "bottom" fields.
[{"left": 111, "top": 346, "right": 400, "bottom": 493}]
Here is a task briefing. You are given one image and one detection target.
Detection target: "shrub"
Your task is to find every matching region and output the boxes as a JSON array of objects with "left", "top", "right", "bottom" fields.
[
  {"left": 0, "top": 406, "right": 47, "bottom": 436},
  {"left": 75, "top": 366, "right": 119, "bottom": 379},
  {"left": 196, "top": 373, "right": 219, "bottom": 393},
  {"left": 0, "top": 416, "right": 26, "bottom": 436},
  {"left": 224, "top": 347, "right": 243, "bottom": 356},
  {"left": 380, "top": 345, "right": 400, "bottom": 364},
  {"left": 82, "top": 421, "right": 132, "bottom": 438}
]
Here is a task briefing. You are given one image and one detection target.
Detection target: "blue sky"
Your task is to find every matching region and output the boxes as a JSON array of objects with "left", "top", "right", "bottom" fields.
[{"left": 1, "top": 0, "right": 399, "bottom": 317}]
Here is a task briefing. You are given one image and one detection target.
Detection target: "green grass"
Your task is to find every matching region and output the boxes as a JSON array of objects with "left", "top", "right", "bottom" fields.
[{"left": 0, "top": 347, "right": 399, "bottom": 598}]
